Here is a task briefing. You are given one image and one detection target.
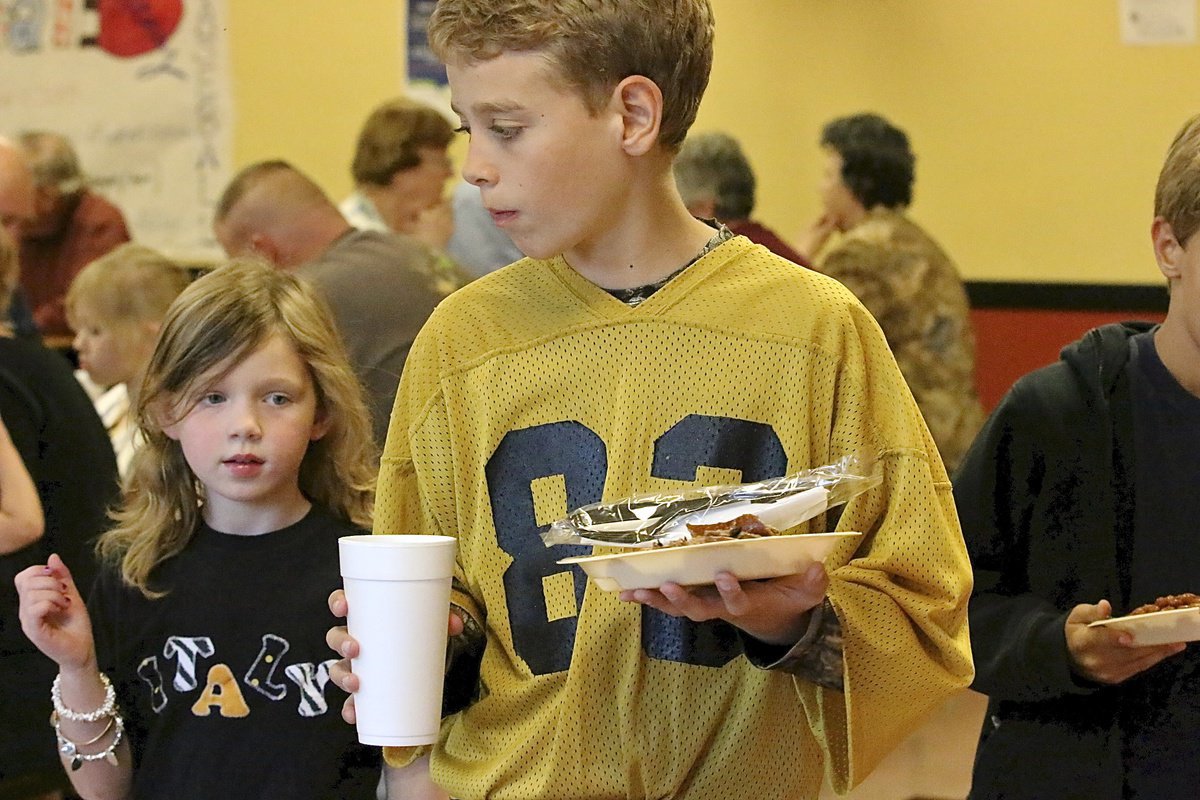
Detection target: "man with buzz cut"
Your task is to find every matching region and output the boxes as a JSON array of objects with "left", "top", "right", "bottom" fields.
[{"left": 213, "top": 160, "right": 455, "bottom": 447}]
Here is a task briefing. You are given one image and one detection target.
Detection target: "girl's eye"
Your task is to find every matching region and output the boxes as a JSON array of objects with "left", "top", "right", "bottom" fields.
[
  {"left": 491, "top": 125, "right": 520, "bottom": 141},
  {"left": 201, "top": 392, "right": 224, "bottom": 405},
  {"left": 266, "top": 393, "right": 291, "bottom": 407},
  {"left": 453, "top": 125, "right": 470, "bottom": 137}
]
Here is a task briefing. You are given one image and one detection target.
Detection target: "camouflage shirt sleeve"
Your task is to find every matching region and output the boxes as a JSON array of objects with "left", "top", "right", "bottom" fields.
[{"left": 740, "top": 598, "right": 845, "bottom": 691}]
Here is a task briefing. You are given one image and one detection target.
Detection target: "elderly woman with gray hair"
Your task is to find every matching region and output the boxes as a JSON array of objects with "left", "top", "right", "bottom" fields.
[{"left": 673, "top": 130, "right": 810, "bottom": 266}]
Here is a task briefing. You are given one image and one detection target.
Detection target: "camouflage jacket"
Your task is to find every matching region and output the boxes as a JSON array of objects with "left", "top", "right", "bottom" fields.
[{"left": 818, "top": 207, "right": 984, "bottom": 472}]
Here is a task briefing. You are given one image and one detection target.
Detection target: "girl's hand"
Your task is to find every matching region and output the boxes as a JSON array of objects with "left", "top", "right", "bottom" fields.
[
  {"left": 326, "top": 589, "right": 361, "bottom": 724},
  {"left": 14, "top": 553, "right": 98, "bottom": 671},
  {"left": 619, "top": 562, "right": 829, "bottom": 646}
]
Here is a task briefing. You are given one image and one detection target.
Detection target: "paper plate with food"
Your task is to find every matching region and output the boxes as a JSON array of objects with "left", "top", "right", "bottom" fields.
[
  {"left": 557, "top": 515, "right": 861, "bottom": 592},
  {"left": 1088, "top": 593, "right": 1200, "bottom": 646},
  {"left": 545, "top": 456, "right": 875, "bottom": 591}
]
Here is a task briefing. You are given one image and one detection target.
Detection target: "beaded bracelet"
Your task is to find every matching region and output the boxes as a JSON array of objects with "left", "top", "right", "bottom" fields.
[
  {"left": 54, "top": 711, "right": 125, "bottom": 771},
  {"left": 50, "top": 671, "right": 116, "bottom": 722}
]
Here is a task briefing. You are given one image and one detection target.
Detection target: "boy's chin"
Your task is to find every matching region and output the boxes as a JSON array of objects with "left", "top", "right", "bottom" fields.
[{"left": 516, "top": 242, "right": 560, "bottom": 261}]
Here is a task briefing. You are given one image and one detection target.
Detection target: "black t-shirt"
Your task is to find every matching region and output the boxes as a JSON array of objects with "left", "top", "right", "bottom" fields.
[
  {"left": 1122, "top": 330, "right": 1200, "bottom": 798},
  {"left": 90, "top": 506, "right": 381, "bottom": 800}
]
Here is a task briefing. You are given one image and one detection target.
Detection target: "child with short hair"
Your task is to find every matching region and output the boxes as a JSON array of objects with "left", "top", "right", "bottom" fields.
[
  {"left": 329, "top": 2, "right": 973, "bottom": 798},
  {"left": 16, "top": 260, "right": 381, "bottom": 799},
  {"left": 66, "top": 243, "right": 192, "bottom": 477}
]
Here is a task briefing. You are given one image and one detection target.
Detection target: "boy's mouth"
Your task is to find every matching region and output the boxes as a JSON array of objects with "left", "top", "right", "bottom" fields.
[
  {"left": 224, "top": 454, "right": 264, "bottom": 465},
  {"left": 488, "top": 209, "right": 517, "bottom": 227}
]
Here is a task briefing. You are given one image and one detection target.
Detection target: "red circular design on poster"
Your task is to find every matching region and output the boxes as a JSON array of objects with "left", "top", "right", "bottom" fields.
[{"left": 97, "top": 0, "right": 184, "bottom": 58}]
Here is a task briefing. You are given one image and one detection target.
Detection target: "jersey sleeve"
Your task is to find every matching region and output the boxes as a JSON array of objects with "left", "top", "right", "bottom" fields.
[{"left": 806, "top": 300, "right": 975, "bottom": 792}]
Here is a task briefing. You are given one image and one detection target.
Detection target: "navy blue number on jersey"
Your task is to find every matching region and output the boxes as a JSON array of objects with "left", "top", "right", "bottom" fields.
[{"left": 487, "top": 415, "right": 787, "bottom": 674}]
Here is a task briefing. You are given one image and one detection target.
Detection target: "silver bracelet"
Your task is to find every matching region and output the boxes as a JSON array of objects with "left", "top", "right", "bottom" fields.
[
  {"left": 51, "top": 671, "right": 117, "bottom": 722},
  {"left": 53, "top": 711, "right": 124, "bottom": 771}
]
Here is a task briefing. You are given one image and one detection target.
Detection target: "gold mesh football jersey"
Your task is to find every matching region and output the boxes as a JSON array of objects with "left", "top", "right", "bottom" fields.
[{"left": 375, "top": 237, "right": 974, "bottom": 799}]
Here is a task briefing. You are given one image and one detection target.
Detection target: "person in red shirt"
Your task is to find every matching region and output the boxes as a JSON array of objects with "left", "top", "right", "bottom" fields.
[
  {"left": 17, "top": 131, "right": 130, "bottom": 341},
  {"left": 673, "top": 130, "right": 810, "bottom": 267}
]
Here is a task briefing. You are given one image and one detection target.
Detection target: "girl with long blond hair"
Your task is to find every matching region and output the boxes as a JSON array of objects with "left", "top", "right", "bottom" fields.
[{"left": 15, "top": 259, "right": 381, "bottom": 799}]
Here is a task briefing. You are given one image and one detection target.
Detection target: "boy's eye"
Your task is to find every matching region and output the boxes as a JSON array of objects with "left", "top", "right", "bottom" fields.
[
  {"left": 491, "top": 125, "right": 520, "bottom": 141},
  {"left": 453, "top": 125, "right": 470, "bottom": 137},
  {"left": 201, "top": 392, "right": 225, "bottom": 405},
  {"left": 265, "top": 393, "right": 291, "bottom": 406}
]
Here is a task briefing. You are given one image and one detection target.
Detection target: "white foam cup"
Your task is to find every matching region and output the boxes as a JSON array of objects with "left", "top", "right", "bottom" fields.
[{"left": 338, "top": 534, "right": 457, "bottom": 746}]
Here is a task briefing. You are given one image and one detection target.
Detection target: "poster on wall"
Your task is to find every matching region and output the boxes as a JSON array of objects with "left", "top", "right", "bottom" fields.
[
  {"left": 0, "top": 0, "right": 233, "bottom": 261},
  {"left": 405, "top": 0, "right": 452, "bottom": 120}
]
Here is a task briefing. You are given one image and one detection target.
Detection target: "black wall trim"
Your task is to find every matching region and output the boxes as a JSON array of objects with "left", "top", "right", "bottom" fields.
[{"left": 967, "top": 281, "right": 1168, "bottom": 312}]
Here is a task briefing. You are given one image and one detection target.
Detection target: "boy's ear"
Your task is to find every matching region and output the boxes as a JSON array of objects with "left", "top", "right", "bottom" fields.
[
  {"left": 1152, "top": 217, "right": 1185, "bottom": 280},
  {"left": 613, "top": 75, "right": 663, "bottom": 157}
]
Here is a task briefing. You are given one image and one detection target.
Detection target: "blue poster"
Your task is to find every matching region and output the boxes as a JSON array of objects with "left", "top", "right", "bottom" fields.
[{"left": 407, "top": 0, "right": 447, "bottom": 85}]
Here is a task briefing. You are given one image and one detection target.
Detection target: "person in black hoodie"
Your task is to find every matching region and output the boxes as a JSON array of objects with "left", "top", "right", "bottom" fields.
[{"left": 958, "top": 113, "right": 1200, "bottom": 800}]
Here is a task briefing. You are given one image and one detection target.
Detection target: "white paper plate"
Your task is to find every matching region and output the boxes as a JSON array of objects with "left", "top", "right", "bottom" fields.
[
  {"left": 1088, "top": 606, "right": 1200, "bottom": 646},
  {"left": 557, "top": 532, "right": 861, "bottom": 592}
]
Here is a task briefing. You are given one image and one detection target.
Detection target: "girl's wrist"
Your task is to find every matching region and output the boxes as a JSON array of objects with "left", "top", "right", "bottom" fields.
[{"left": 57, "top": 658, "right": 104, "bottom": 694}]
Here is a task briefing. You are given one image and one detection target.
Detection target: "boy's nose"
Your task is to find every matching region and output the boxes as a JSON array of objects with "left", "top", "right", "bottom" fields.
[{"left": 461, "top": 145, "right": 496, "bottom": 188}]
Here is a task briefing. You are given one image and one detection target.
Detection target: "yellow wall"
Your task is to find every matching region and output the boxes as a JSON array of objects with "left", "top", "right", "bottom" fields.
[
  {"left": 229, "top": 1, "right": 1199, "bottom": 284},
  {"left": 227, "top": 0, "right": 404, "bottom": 200}
]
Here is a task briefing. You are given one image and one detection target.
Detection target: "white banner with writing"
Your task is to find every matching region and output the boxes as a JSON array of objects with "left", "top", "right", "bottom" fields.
[{"left": 1, "top": 0, "right": 232, "bottom": 260}]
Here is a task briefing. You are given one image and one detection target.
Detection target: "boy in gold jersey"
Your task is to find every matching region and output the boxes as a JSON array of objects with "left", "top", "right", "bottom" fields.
[{"left": 327, "top": 2, "right": 974, "bottom": 798}]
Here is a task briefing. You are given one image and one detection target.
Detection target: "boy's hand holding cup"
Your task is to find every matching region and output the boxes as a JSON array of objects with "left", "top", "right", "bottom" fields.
[{"left": 335, "top": 534, "right": 457, "bottom": 745}]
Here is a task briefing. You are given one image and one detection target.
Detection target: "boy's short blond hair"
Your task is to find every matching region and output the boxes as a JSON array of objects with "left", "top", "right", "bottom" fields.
[
  {"left": 1155, "top": 113, "right": 1200, "bottom": 246},
  {"left": 66, "top": 243, "right": 192, "bottom": 331},
  {"left": 428, "top": 0, "right": 714, "bottom": 151}
]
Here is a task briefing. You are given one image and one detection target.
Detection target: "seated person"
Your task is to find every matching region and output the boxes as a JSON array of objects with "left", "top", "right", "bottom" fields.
[
  {"left": 16, "top": 131, "right": 131, "bottom": 341},
  {"left": 213, "top": 159, "right": 460, "bottom": 447},
  {"left": 66, "top": 243, "right": 192, "bottom": 478},
  {"left": 800, "top": 113, "right": 983, "bottom": 472},
  {"left": 340, "top": 97, "right": 470, "bottom": 290},
  {"left": 673, "top": 130, "right": 809, "bottom": 266}
]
